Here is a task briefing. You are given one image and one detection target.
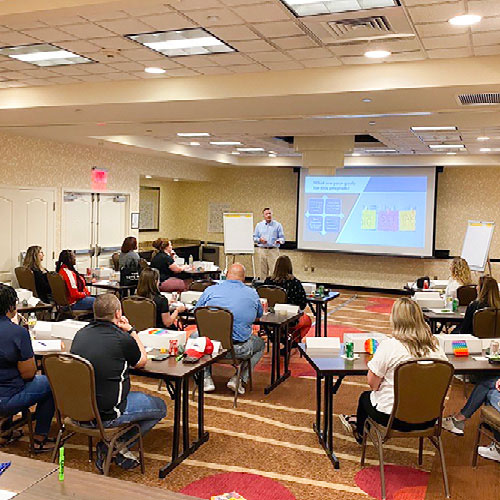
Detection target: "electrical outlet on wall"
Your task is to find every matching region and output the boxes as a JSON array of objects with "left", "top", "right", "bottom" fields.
[{"left": 311, "top": 266, "right": 315, "bottom": 272}]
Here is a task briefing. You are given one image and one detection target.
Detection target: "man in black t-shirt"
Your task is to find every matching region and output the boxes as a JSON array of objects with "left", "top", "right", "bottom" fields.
[{"left": 71, "top": 293, "right": 166, "bottom": 471}]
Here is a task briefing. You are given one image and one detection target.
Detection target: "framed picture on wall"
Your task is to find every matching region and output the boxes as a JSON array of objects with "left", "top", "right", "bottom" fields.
[
  {"left": 131, "top": 212, "right": 140, "bottom": 230},
  {"left": 139, "top": 186, "right": 160, "bottom": 232}
]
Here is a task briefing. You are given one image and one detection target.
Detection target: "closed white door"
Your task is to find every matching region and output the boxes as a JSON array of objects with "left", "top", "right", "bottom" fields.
[{"left": 0, "top": 187, "right": 55, "bottom": 283}]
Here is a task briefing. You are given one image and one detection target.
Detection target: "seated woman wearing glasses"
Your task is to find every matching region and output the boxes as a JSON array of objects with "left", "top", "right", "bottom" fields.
[
  {"left": 264, "top": 255, "right": 312, "bottom": 344},
  {"left": 136, "top": 268, "right": 185, "bottom": 329},
  {"left": 23, "top": 245, "right": 51, "bottom": 303},
  {"left": 340, "top": 298, "right": 447, "bottom": 443}
]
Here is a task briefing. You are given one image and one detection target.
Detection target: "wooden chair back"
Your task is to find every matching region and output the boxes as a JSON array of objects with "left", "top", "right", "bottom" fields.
[
  {"left": 257, "top": 285, "right": 287, "bottom": 307},
  {"left": 14, "top": 267, "right": 37, "bottom": 296},
  {"left": 457, "top": 285, "right": 477, "bottom": 306},
  {"left": 122, "top": 296, "right": 156, "bottom": 331}
]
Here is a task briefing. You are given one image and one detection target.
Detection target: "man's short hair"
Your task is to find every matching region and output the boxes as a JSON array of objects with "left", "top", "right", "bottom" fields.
[
  {"left": 0, "top": 284, "right": 17, "bottom": 316},
  {"left": 262, "top": 207, "right": 271, "bottom": 213},
  {"left": 93, "top": 293, "right": 121, "bottom": 322}
]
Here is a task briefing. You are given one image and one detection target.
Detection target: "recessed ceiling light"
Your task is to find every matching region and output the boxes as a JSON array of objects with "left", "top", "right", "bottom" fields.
[
  {"left": 237, "top": 147, "right": 265, "bottom": 152},
  {"left": 368, "top": 121, "right": 376, "bottom": 125},
  {"left": 411, "top": 126, "right": 458, "bottom": 131},
  {"left": 231, "top": 151, "right": 240, "bottom": 155},
  {"left": 268, "top": 153, "right": 277, "bottom": 157},
  {"left": 352, "top": 153, "right": 362, "bottom": 156},
  {"left": 480, "top": 147, "right": 491, "bottom": 152},
  {"left": 362, "top": 98, "right": 372, "bottom": 103},
  {"left": 364, "top": 49, "right": 391, "bottom": 59},
  {"left": 177, "top": 132, "right": 210, "bottom": 137},
  {"left": 145, "top": 175, "right": 152, "bottom": 179},
  {"left": 189, "top": 141, "right": 200, "bottom": 146},
  {"left": 127, "top": 28, "right": 234, "bottom": 57},
  {"left": 210, "top": 141, "right": 242, "bottom": 146},
  {"left": 477, "top": 136, "right": 490, "bottom": 141},
  {"left": 282, "top": 0, "right": 398, "bottom": 18},
  {"left": 449, "top": 14, "right": 481, "bottom": 26},
  {"left": 173, "top": 178, "right": 180, "bottom": 182},
  {"left": 428, "top": 144, "right": 466, "bottom": 149},
  {"left": 144, "top": 66, "right": 166, "bottom": 74},
  {"left": 0, "top": 43, "right": 92, "bottom": 67},
  {"left": 446, "top": 152, "right": 457, "bottom": 155}
]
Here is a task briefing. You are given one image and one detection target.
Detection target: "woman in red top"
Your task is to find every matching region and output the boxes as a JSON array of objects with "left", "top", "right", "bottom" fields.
[{"left": 56, "top": 250, "right": 95, "bottom": 311}]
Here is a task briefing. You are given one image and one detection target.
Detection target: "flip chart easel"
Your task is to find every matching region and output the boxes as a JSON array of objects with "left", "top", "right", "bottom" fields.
[
  {"left": 223, "top": 213, "right": 256, "bottom": 277},
  {"left": 461, "top": 220, "right": 495, "bottom": 273}
]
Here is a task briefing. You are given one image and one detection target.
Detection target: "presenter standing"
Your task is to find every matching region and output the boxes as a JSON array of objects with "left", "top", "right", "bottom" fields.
[{"left": 254, "top": 208, "right": 285, "bottom": 279}]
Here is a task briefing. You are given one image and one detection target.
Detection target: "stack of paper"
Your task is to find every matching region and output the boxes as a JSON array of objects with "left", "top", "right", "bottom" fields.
[
  {"left": 274, "top": 303, "right": 300, "bottom": 315},
  {"left": 305, "top": 337, "right": 340, "bottom": 357}
]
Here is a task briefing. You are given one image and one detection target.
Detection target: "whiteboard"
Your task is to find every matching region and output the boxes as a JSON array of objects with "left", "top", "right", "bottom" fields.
[
  {"left": 461, "top": 220, "right": 495, "bottom": 272},
  {"left": 223, "top": 213, "right": 254, "bottom": 254}
]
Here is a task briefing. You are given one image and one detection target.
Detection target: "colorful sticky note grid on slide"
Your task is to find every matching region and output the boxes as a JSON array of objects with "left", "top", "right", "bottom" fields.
[
  {"left": 361, "top": 209, "right": 376, "bottom": 230},
  {"left": 452, "top": 340, "right": 469, "bottom": 357},
  {"left": 399, "top": 210, "right": 416, "bottom": 231},
  {"left": 377, "top": 209, "right": 399, "bottom": 231}
]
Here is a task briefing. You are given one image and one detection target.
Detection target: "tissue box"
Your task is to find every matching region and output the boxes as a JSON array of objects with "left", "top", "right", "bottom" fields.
[
  {"left": 413, "top": 292, "right": 444, "bottom": 309},
  {"left": 180, "top": 291, "right": 203, "bottom": 304},
  {"left": 274, "top": 303, "right": 300, "bottom": 315},
  {"left": 51, "top": 319, "right": 88, "bottom": 340},
  {"left": 302, "top": 283, "right": 316, "bottom": 295},
  {"left": 305, "top": 336, "right": 340, "bottom": 356},
  {"left": 33, "top": 321, "right": 54, "bottom": 340},
  {"left": 435, "top": 334, "right": 482, "bottom": 354},
  {"left": 138, "top": 329, "right": 186, "bottom": 349},
  {"left": 343, "top": 332, "right": 389, "bottom": 353},
  {"left": 16, "top": 288, "right": 33, "bottom": 302}
]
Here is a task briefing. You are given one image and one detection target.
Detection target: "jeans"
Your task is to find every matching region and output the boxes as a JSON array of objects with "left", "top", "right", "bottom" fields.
[
  {"left": 103, "top": 391, "right": 166, "bottom": 450},
  {"left": 0, "top": 375, "right": 54, "bottom": 436},
  {"left": 461, "top": 376, "right": 498, "bottom": 418},
  {"left": 72, "top": 296, "right": 95, "bottom": 311},
  {"left": 190, "top": 331, "right": 265, "bottom": 383}
]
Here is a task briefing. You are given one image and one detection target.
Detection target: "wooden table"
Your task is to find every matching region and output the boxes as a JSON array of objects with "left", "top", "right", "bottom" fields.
[
  {"left": 257, "top": 310, "right": 300, "bottom": 394},
  {"left": 85, "top": 279, "right": 135, "bottom": 299},
  {"left": 17, "top": 302, "right": 53, "bottom": 315},
  {"left": 0, "top": 451, "right": 57, "bottom": 494},
  {"left": 130, "top": 350, "right": 228, "bottom": 478},
  {"left": 307, "top": 292, "right": 340, "bottom": 337},
  {"left": 423, "top": 307, "right": 465, "bottom": 334},
  {"left": 184, "top": 269, "right": 221, "bottom": 280},
  {"left": 0, "top": 452, "right": 198, "bottom": 500},
  {"left": 298, "top": 343, "right": 500, "bottom": 470}
]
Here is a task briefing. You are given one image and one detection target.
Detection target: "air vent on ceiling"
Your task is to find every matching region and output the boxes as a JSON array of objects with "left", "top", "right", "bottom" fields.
[
  {"left": 457, "top": 93, "right": 500, "bottom": 106},
  {"left": 328, "top": 16, "right": 392, "bottom": 38}
]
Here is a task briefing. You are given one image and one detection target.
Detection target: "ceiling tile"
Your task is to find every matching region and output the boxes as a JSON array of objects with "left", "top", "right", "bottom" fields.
[
  {"left": 0, "top": 59, "right": 31, "bottom": 70},
  {"left": 232, "top": 3, "right": 293, "bottom": 23},
  {"left": 329, "top": 44, "right": 367, "bottom": 56},
  {"left": 403, "top": 0, "right": 444, "bottom": 5},
  {"left": 21, "top": 27, "right": 76, "bottom": 42},
  {"left": 48, "top": 65, "right": 90, "bottom": 75},
  {"left": 253, "top": 21, "right": 304, "bottom": 38},
  {"left": 301, "top": 58, "right": 341, "bottom": 68},
  {"left": 408, "top": 1, "right": 465, "bottom": 23},
  {"left": 80, "top": 64, "right": 117, "bottom": 74},
  {"left": 247, "top": 51, "right": 291, "bottom": 62},
  {"left": 471, "top": 17, "right": 500, "bottom": 33},
  {"left": 208, "top": 25, "right": 260, "bottom": 41},
  {"left": 474, "top": 44, "right": 500, "bottom": 56},
  {"left": 421, "top": 33, "right": 470, "bottom": 50},
  {"left": 163, "top": 68, "right": 201, "bottom": 77},
  {"left": 97, "top": 18, "right": 155, "bottom": 35},
  {"left": 57, "top": 40, "right": 102, "bottom": 53},
  {"left": 107, "top": 61, "right": 146, "bottom": 72},
  {"left": 83, "top": 52, "right": 128, "bottom": 64},
  {"left": 472, "top": 31, "right": 500, "bottom": 46},
  {"left": 231, "top": 39, "right": 274, "bottom": 52},
  {"left": 22, "top": 78, "right": 51, "bottom": 86},
  {"left": 0, "top": 70, "right": 28, "bottom": 80},
  {"left": 262, "top": 60, "right": 304, "bottom": 70},
  {"left": 196, "top": 66, "right": 232, "bottom": 74},
  {"left": 61, "top": 23, "right": 113, "bottom": 39},
  {"left": 46, "top": 76, "right": 80, "bottom": 84},
  {"left": 426, "top": 46, "right": 473, "bottom": 58},
  {"left": 122, "top": 4, "right": 171, "bottom": 16},
  {"left": 184, "top": 8, "right": 245, "bottom": 26},
  {"left": 77, "top": 74, "right": 112, "bottom": 82},
  {"left": 102, "top": 72, "right": 135, "bottom": 80},
  {"left": 88, "top": 36, "right": 138, "bottom": 50},
  {"left": 220, "top": 0, "right": 266, "bottom": 4},
  {"left": 415, "top": 22, "right": 468, "bottom": 38},
  {"left": 175, "top": 0, "right": 223, "bottom": 9},
  {"left": 272, "top": 36, "right": 316, "bottom": 50},
  {"left": 468, "top": 0, "right": 500, "bottom": 16},
  {"left": 339, "top": 55, "right": 382, "bottom": 65},
  {"left": 0, "top": 32, "right": 39, "bottom": 46},
  {"left": 22, "top": 68, "right": 57, "bottom": 78},
  {"left": 138, "top": 13, "right": 195, "bottom": 31},
  {"left": 79, "top": 8, "right": 129, "bottom": 21},
  {"left": 175, "top": 55, "right": 219, "bottom": 67},
  {"left": 207, "top": 52, "right": 253, "bottom": 65},
  {"left": 41, "top": 15, "right": 87, "bottom": 26},
  {"left": 227, "top": 63, "right": 266, "bottom": 73},
  {"left": 387, "top": 51, "right": 426, "bottom": 62},
  {"left": 0, "top": 18, "right": 46, "bottom": 30},
  {"left": 118, "top": 47, "right": 169, "bottom": 61},
  {"left": 287, "top": 47, "right": 332, "bottom": 60}
]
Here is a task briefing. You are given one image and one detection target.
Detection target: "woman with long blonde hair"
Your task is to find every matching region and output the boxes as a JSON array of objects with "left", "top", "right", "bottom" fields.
[
  {"left": 340, "top": 297, "right": 447, "bottom": 443},
  {"left": 446, "top": 257, "right": 473, "bottom": 298},
  {"left": 23, "top": 245, "right": 51, "bottom": 303}
]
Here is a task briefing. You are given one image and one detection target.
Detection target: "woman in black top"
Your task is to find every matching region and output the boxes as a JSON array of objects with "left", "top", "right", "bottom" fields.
[
  {"left": 150, "top": 239, "right": 190, "bottom": 293},
  {"left": 264, "top": 256, "right": 312, "bottom": 342},
  {"left": 23, "top": 246, "right": 51, "bottom": 303},
  {"left": 459, "top": 275, "right": 500, "bottom": 335},
  {"left": 136, "top": 268, "right": 185, "bottom": 329}
]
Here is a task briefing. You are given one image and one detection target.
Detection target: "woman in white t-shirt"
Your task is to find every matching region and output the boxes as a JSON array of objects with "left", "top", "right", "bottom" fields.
[
  {"left": 445, "top": 256, "right": 473, "bottom": 299},
  {"left": 340, "top": 297, "right": 448, "bottom": 443}
]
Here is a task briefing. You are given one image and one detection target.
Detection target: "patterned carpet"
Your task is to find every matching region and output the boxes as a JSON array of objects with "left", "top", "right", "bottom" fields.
[{"left": 2, "top": 290, "right": 470, "bottom": 499}]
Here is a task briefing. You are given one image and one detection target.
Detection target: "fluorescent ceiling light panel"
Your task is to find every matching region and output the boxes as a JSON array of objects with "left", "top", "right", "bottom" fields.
[
  {"left": 282, "top": 0, "right": 397, "bottom": 17},
  {"left": 237, "top": 147, "right": 265, "bottom": 152},
  {"left": 144, "top": 66, "right": 165, "bottom": 74},
  {"left": 365, "top": 149, "right": 397, "bottom": 153},
  {"left": 449, "top": 14, "right": 481, "bottom": 26},
  {"left": 177, "top": 132, "right": 210, "bottom": 137},
  {"left": 210, "top": 141, "right": 242, "bottom": 146},
  {"left": 189, "top": 141, "right": 200, "bottom": 146},
  {"left": 411, "top": 126, "right": 457, "bottom": 131},
  {"left": 428, "top": 144, "right": 465, "bottom": 149},
  {"left": 127, "top": 28, "right": 234, "bottom": 57},
  {"left": 477, "top": 136, "right": 490, "bottom": 141},
  {"left": 0, "top": 43, "right": 92, "bottom": 67},
  {"left": 364, "top": 49, "right": 391, "bottom": 59}
]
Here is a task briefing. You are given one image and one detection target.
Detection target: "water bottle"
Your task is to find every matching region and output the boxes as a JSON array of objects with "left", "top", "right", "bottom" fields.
[
  {"left": 188, "top": 254, "right": 194, "bottom": 268},
  {"left": 28, "top": 313, "right": 37, "bottom": 340}
]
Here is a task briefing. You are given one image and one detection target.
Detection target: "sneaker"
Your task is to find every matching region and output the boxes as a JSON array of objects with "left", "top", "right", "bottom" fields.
[
  {"left": 95, "top": 441, "right": 108, "bottom": 474},
  {"left": 204, "top": 375, "right": 215, "bottom": 393},
  {"left": 442, "top": 416, "right": 465, "bottom": 436},
  {"left": 478, "top": 442, "right": 500, "bottom": 462},
  {"left": 227, "top": 376, "right": 245, "bottom": 395},
  {"left": 339, "top": 414, "right": 362, "bottom": 444},
  {"left": 115, "top": 449, "right": 140, "bottom": 470}
]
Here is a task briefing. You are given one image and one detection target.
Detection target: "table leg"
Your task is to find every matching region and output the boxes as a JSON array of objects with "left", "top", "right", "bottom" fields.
[
  {"left": 264, "top": 324, "right": 291, "bottom": 394},
  {"left": 323, "top": 303, "right": 328, "bottom": 337},
  {"left": 315, "top": 304, "right": 321, "bottom": 337},
  {"left": 182, "top": 377, "right": 189, "bottom": 453},
  {"left": 196, "top": 372, "right": 206, "bottom": 441}
]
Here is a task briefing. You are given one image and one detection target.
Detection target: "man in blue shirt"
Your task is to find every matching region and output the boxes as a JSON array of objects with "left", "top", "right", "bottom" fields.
[
  {"left": 253, "top": 207, "right": 285, "bottom": 279},
  {"left": 195, "top": 263, "right": 264, "bottom": 394}
]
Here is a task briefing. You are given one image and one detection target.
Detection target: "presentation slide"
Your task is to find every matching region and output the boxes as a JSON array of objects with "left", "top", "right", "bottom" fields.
[{"left": 297, "top": 168, "right": 436, "bottom": 257}]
